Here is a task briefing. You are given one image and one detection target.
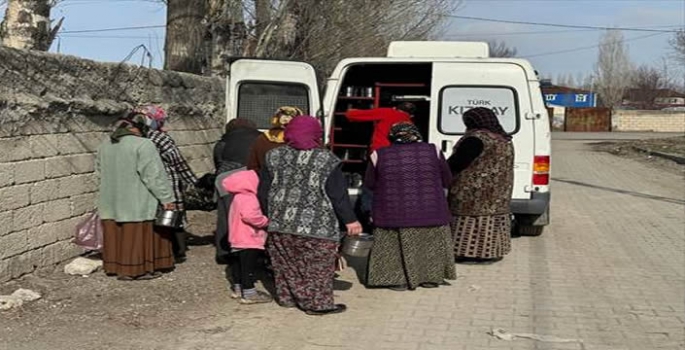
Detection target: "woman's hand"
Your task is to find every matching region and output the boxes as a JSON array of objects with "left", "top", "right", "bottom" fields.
[
  {"left": 346, "top": 221, "right": 363, "bottom": 236},
  {"left": 163, "top": 202, "right": 177, "bottom": 211}
]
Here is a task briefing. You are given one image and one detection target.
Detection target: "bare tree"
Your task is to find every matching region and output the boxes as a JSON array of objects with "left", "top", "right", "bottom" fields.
[
  {"left": 669, "top": 29, "right": 685, "bottom": 65},
  {"left": 488, "top": 40, "right": 517, "bottom": 58},
  {"left": 164, "top": 0, "right": 207, "bottom": 73},
  {"left": 160, "top": 0, "right": 456, "bottom": 76},
  {"left": 0, "top": 0, "right": 63, "bottom": 51},
  {"left": 594, "top": 29, "right": 634, "bottom": 107},
  {"left": 626, "top": 65, "right": 670, "bottom": 108}
]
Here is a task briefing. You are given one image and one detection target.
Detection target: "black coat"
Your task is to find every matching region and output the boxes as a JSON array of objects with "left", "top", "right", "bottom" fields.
[{"left": 213, "top": 127, "right": 261, "bottom": 172}]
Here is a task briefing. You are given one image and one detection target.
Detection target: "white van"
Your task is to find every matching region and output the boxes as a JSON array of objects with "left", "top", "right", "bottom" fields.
[{"left": 225, "top": 41, "right": 551, "bottom": 236}]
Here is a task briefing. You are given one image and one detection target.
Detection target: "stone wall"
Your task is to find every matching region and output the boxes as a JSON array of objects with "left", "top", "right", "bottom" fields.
[
  {"left": 0, "top": 47, "right": 225, "bottom": 282},
  {"left": 613, "top": 110, "right": 685, "bottom": 133}
]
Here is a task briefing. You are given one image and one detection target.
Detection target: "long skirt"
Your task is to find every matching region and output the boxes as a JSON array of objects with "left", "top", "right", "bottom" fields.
[
  {"left": 102, "top": 220, "right": 175, "bottom": 278},
  {"left": 367, "top": 225, "right": 456, "bottom": 290},
  {"left": 452, "top": 214, "right": 511, "bottom": 259},
  {"left": 267, "top": 232, "right": 338, "bottom": 312}
]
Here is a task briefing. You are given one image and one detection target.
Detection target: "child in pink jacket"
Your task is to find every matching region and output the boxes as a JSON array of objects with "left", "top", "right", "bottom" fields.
[{"left": 222, "top": 170, "right": 272, "bottom": 304}]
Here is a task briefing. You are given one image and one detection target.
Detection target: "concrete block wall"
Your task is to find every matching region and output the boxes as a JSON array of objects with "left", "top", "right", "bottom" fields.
[
  {"left": 613, "top": 110, "right": 685, "bottom": 133},
  {"left": 0, "top": 47, "right": 225, "bottom": 282}
]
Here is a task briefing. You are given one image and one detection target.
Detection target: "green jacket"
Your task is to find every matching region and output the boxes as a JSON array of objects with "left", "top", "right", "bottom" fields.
[{"left": 97, "top": 135, "right": 174, "bottom": 222}]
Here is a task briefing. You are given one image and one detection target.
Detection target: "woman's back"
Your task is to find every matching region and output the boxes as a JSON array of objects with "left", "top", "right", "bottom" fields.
[
  {"left": 368, "top": 142, "right": 451, "bottom": 228},
  {"left": 98, "top": 136, "right": 172, "bottom": 222}
]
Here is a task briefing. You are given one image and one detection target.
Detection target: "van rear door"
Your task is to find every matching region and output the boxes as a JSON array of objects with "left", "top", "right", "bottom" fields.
[
  {"left": 226, "top": 59, "right": 321, "bottom": 128},
  {"left": 429, "top": 62, "right": 535, "bottom": 200}
]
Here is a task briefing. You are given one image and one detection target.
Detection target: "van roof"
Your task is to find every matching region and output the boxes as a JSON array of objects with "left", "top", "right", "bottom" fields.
[{"left": 328, "top": 57, "right": 539, "bottom": 81}]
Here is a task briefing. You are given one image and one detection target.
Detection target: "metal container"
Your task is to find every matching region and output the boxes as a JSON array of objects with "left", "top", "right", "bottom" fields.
[
  {"left": 155, "top": 208, "right": 184, "bottom": 228},
  {"left": 345, "top": 86, "right": 355, "bottom": 97},
  {"left": 341, "top": 233, "right": 374, "bottom": 257}
]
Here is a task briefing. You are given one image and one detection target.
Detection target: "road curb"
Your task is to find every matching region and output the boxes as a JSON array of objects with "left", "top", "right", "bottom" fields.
[{"left": 632, "top": 146, "right": 685, "bottom": 165}]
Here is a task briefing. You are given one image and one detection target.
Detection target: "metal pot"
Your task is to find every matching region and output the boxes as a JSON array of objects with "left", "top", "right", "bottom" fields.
[
  {"left": 341, "top": 233, "right": 374, "bottom": 257},
  {"left": 155, "top": 208, "right": 184, "bottom": 229}
]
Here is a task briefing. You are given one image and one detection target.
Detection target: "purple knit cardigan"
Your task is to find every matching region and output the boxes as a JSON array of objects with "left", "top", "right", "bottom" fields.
[{"left": 364, "top": 143, "right": 452, "bottom": 228}]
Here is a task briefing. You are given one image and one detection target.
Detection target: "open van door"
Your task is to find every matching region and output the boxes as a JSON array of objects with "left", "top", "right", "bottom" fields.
[
  {"left": 429, "top": 62, "right": 536, "bottom": 201},
  {"left": 226, "top": 59, "right": 321, "bottom": 129}
]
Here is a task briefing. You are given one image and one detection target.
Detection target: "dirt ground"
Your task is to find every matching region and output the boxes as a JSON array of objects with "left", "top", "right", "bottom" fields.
[
  {"left": 0, "top": 211, "right": 272, "bottom": 350},
  {"left": 593, "top": 135, "right": 685, "bottom": 174}
]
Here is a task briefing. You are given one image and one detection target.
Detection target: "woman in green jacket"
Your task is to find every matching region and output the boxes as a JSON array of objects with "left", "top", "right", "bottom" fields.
[{"left": 97, "top": 114, "right": 176, "bottom": 280}]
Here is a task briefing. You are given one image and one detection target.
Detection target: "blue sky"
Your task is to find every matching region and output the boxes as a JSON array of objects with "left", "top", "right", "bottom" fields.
[{"left": 1, "top": 0, "right": 683, "bottom": 80}]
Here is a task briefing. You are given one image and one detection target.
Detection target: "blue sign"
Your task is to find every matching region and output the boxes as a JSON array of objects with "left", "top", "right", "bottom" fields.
[{"left": 544, "top": 93, "right": 596, "bottom": 108}]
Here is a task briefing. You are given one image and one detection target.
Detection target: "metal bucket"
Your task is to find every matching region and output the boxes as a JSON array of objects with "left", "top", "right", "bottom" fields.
[
  {"left": 341, "top": 233, "right": 374, "bottom": 258},
  {"left": 155, "top": 208, "right": 184, "bottom": 229}
]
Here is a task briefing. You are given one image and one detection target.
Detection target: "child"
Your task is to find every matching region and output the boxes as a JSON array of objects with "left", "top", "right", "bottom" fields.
[{"left": 222, "top": 170, "right": 272, "bottom": 304}]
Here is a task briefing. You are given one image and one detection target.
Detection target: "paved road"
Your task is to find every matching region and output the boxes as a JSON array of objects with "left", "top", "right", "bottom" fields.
[
  {"left": 168, "top": 137, "right": 684, "bottom": 350},
  {"left": 2, "top": 136, "right": 683, "bottom": 350}
]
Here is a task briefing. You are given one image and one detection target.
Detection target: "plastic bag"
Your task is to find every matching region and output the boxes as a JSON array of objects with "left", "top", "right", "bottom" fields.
[{"left": 73, "top": 211, "right": 103, "bottom": 251}]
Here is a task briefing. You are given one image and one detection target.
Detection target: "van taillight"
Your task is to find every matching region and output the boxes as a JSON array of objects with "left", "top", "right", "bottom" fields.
[{"left": 533, "top": 155, "right": 550, "bottom": 185}]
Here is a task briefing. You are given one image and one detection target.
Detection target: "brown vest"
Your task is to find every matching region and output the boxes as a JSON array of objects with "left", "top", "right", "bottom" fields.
[{"left": 449, "top": 130, "right": 514, "bottom": 216}]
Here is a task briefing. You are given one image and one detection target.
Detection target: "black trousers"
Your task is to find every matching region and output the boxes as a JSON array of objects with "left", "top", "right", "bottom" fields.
[{"left": 230, "top": 249, "right": 261, "bottom": 289}]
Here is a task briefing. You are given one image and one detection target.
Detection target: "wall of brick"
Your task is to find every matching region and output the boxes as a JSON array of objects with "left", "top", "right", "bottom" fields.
[
  {"left": 613, "top": 110, "right": 685, "bottom": 133},
  {"left": 0, "top": 47, "right": 225, "bottom": 282}
]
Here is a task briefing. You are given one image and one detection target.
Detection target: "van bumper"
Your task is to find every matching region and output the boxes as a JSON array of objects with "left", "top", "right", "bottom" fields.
[{"left": 510, "top": 192, "right": 550, "bottom": 215}]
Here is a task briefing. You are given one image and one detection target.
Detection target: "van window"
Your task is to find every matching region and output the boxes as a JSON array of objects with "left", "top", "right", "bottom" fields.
[
  {"left": 238, "top": 82, "right": 309, "bottom": 129},
  {"left": 438, "top": 86, "right": 519, "bottom": 135}
]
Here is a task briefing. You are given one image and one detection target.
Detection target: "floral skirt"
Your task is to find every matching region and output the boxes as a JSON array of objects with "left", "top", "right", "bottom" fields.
[
  {"left": 267, "top": 232, "right": 338, "bottom": 311},
  {"left": 451, "top": 214, "right": 512, "bottom": 259}
]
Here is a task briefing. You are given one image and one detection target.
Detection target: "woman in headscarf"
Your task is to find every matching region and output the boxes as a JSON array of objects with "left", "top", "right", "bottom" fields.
[
  {"left": 133, "top": 105, "right": 198, "bottom": 263},
  {"left": 257, "top": 115, "right": 362, "bottom": 315},
  {"left": 97, "top": 114, "right": 176, "bottom": 280},
  {"left": 214, "top": 118, "right": 261, "bottom": 174},
  {"left": 213, "top": 118, "right": 262, "bottom": 265},
  {"left": 365, "top": 123, "right": 456, "bottom": 291},
  {"left": 448, "top": 107, "right": 514, "bottom": 262},
  {"left": 246, "top": 106, "right": 303, "bottom": 172}
]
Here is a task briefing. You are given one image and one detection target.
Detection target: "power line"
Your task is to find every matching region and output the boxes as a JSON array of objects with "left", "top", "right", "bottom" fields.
[
  {"left": 445, "top": 14, "right": 682, "bottom": 33},
  {"left": 60, "top": 25, "right": 165, "bottom": 34},
  {"left": 522, "top": 32, "right": 667, "bottom": 58},
  {"left": 443, "top": 28, "right": 598, "bottom": 38}
]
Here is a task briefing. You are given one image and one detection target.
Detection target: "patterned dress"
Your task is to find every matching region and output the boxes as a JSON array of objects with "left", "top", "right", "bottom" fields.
[
  {"left": 261, "top": 146, "right": 354, "bottom": 311},
  {"left": 449, "top": 130, "right": 514, "bottom": 259}
]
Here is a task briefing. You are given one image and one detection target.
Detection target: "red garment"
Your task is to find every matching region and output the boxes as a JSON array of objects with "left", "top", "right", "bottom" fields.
[{"left": 345, "top": 108, "right": 412, "bottom": 152}]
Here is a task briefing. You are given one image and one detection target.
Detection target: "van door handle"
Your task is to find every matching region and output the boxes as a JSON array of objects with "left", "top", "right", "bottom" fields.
[{"left": 441, "top": 140, "right": 453, "bottom": 153}]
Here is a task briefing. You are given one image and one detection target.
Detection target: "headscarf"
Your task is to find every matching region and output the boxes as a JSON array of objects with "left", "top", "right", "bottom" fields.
[
  {"left": 110, "top": 114, "right": 149, "bottom": 143},
  {"left": 284, "top": 115, "right": 323, "bottom": 150},
  {"left": 133, "top": 105, "right": 168, "bottom": 131},
  {"left": 225, "top": 118, "right": 256, "bottom": 134},
  {"left": 264, "top": 106, "right": 303, "bottom": 143},
  {"left": 388, "top": 122, "right": 423, "bottom": 144},
  {"left": 462, "top": 107, "right": 511, "bottom": 141}
]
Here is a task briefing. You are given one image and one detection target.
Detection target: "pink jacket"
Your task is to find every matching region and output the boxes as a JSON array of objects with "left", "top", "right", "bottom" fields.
[{"left": 222, "top": 170, "right": 269, "bottom": 250}]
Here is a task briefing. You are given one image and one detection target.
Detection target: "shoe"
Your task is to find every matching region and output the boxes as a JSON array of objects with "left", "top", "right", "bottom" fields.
[
  {"left": 439, "top": 280, "right": 452, "bottom": 286},
  {"left": 389, "top": 285, "right": 408, "bottom": 292},
  {"left": 419, "top": 282, "right": 439, "bottom": 289},
  {"left": 240, "top": 291, "right": 273, "bottom": 304},
  {"left": 305, "top": 304, "right": 347, "bottom": 316},
  {"left": 135, "top": 272, "right": 162, "bottom": 281},
  {"left": 229, "top": 286, "right": 242, "bottom": 299},
  {"left": 277, "top": 301, "right": 297, "bottom": 309},
  {"left": 174, "top": 255, "right": 187, "bottom": 264}
]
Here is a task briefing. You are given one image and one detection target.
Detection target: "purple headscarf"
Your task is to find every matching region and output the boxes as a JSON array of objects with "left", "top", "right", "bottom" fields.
[{"left": 284, "top": 115, "right": 323, "bottom": 150}]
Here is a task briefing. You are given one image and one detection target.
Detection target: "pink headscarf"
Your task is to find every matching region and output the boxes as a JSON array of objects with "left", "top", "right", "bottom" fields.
[
  {"left": 284, "top": 115, "right": 323, "bottom": 150},
  {"left": 133, "top": 105, "right": 168, "bottom": 131}
]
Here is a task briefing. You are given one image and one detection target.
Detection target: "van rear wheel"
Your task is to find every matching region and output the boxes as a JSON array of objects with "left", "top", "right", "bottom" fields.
[
  {"left": 517, "top": 225, "right": 544, "bottom": 236},
  {"left": 514, "top": 209, "right": 548, "bottom": 237}
]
